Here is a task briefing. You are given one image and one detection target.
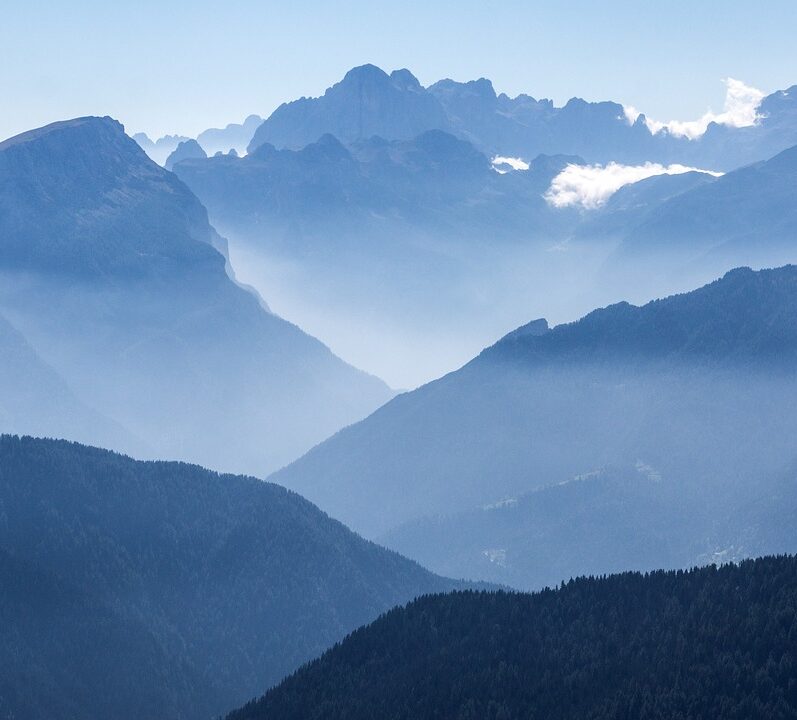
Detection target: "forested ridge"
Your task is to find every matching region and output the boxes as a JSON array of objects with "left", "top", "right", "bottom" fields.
[
  {"left": 230, "top": 555, "right": 797, "bottom": 720},
  {"left": 0, "top": 435, "right": 465, "bottom": 720}
]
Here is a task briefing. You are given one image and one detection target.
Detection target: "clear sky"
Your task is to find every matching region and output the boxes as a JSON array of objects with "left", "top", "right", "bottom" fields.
[{"left": 3, "top": 0, "right": 797, "bottom": 141}]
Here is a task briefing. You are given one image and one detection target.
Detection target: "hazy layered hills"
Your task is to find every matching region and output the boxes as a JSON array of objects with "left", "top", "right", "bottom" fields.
[
  {"left": 175, "top": 98, "right": 797, "bottom": 384},
  {"left": 273, "top": 265, "right": 797, "bottom": 569},
  {"left": 135, "top": 115, "right": 264, "bottom": 165},
  {"left": 0, "top": 313, "right": 129, "bottom": 450},
  {"left": 174, "top": 129, "right": 586, "bottom": 384},
  {"left": 566, "top": 142, "right": 797, "bottom": 309},
  {"left": 229, "top": 556, "right": 797, "bottom": 720},
  {"left": 0, "top": 117, "right": 391, "bottom": 475},
  {"left": 197, "top": 114, "right": 264, "bottom": 156},
  {"left": 132, "top": 131, "right": 190, "bottom": 166},
  {"left": 247, "top": 64, "right": 797, "bottom": 170},
  {"left": 0, "top": 435, "right": 469, "bottom": 720},
  {"left": 384, "top": 461, "right": 797, "bottom": 589},
  {"left": 612, "top": 142, "right": 797, "bottom": 272}
]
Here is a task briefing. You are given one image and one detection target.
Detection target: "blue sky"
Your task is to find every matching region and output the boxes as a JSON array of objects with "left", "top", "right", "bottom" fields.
[{"left": 3, "top": 0, "right": 796, "bottom": 141}]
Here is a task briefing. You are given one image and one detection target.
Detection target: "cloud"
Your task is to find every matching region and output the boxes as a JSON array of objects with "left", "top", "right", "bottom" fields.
[
  {"left": 492, "top": 156, "right": 530, "bottom": 173},
  {"left": 623, "top": 78, "right": 765, "bottom": 140},
  {"left": 545, "top": 162, "right": 723, "bottom": 209}
]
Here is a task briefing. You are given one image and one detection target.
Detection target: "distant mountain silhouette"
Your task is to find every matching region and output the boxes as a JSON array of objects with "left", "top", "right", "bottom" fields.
[
  {"left": 197, "top": 114, "right": 263, "bottom": 156},
  {"left": 165, "top": 138, "right": 206, "bottom": 170},
  {"left": 686, "top": 84, "right": 797, "bottom": 169},
  {"left": 178, "top": 70, "right": 797, "bottom": 382},
  {"left": 175, "top": 129, "right": 584, "bottom": 384},
  {"left": 0, "top": 435, "right": 467, "bottom": 720},
  {"left": 132, "top": 131, "right": 190, "bottom": 165},
  {"left": 248, "top": 64, "right": 450, "bottom": 151},
  {"left": 615, "top": 142, "right": 797, "bottom": 268},
  {"left": 0, "top": 117, "right": 392, "bottom": 476},
  {"left": 574, "top": 170, "right": 718, "bottom": 242},
  {"left": 428, "top": 77, "right": 665, "bottom": 164},
  {"left": 246, "top": 64, "right": 797, "bottom": 170}
]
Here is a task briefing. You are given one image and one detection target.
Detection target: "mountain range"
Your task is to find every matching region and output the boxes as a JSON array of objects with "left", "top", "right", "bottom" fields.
[
  {"left": 171, "top": 71, "right": 797, "bottom": 384},
  {"left": 172, "top": 130, "right": 587, "bottom": 382},
  {"left": 5, "top": 64, "right": 797, "bottom": 720},
  {"left": 0, "top": 117, "right": 392, "bottom": 475},
  {"left": 247, "top": 64, "right": 797, "bottom": 170},
  {"left": 132, "top": 131, "right": 191, "bottom": 166},
  {"left": 272, "top": 265, "right": 797, "bottom": 587},
  {"left": 197, "top": 114, "right": 264, "bottom": 156},
  {"left": 0, "top": 435, "right": 470, "bottom": 720},
  {"left": 136, "top": 66, "right": 797, "bottom": 177},
  {"left": 608, "top": 141, "right": 797, "bottom": 278}
]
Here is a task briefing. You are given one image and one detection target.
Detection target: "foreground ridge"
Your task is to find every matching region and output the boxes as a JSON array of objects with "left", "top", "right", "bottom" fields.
[{"left": 230, "top": 555, "right": 797, "bottom": 720}]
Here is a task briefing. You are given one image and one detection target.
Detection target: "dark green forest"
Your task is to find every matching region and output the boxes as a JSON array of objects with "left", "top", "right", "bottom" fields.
[
  {"left": 231, "top": 556, "right": 797, "bottom": 720},
  {"left": 0, "top": 435, "right": 464, "bottom": 720}
]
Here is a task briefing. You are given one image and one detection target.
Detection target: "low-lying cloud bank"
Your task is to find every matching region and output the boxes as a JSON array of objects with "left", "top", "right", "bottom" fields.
[
  {"left": 546, "top": 162, "right": 723, "bottom": 209},
  {"left": 623, "top": 78, "right": 765, "bottom": 140}
]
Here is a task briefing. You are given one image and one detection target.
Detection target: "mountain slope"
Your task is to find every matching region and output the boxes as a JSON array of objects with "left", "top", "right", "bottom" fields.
[
  {"left": 382, "top": 459, "right": 797, "bottom": 589},
  {"left": 273, "top": 266, "right": 797, "bottom": 540},
  {"left": 0, "top": 544, "right": 206, "bottom": 720},
  {"left": 0, "top": 312, "right": 132, "bottom": 450},
  {"left": 382, "top": 464, "right": 709, "bottom": 589},
  {"left": 0, "top": 117, "right": 392, "bottom": 475},
  {"left": 0, "top": 435, "right": 468, "bottom": 720},
  {"left": 229, "top": 556, "right": 797, "bottom": 720},
  {"left": 616, "top": 142, "right": 797, "bottom": 268}
]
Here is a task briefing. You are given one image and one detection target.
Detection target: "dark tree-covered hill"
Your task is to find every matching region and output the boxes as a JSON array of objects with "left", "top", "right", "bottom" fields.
[
  {"left": 230, "top": 555, "right": 797, "bottom": 720},
  {"left": 0, "top": 435, "right": 466, "bottom": 720}
]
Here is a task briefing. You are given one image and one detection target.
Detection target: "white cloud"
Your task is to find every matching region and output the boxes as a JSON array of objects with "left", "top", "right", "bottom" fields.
[
  {"left": 623, "top": 105, "right": 643, "bottom": 125},
  {"left": 545, "top": 162, "right": 723, "bottom": 209},
  {"left": 623, "top": 78, "right": 765, "bottom": 140},
  {"left": 492, "top": 156, "right": 530, "bottom": 173}
]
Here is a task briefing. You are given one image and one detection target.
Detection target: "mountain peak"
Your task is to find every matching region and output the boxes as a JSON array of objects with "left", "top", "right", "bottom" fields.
[
  {"left": 339, "top": 63, "right": 391, "bottom": 87},
  {"left": 299, "top": 133, "right": 352, "bottom": 162},
  {"left": 249, "top": 65, "right": 449, "bottom": 151},
  {"left": 0, "top": 115, "right": 125, "bottom": 151},
  {"left": 497, "top": 318, "right": 549, "bottom": 344},
  {"left": 0, "top": 115, "right": 219, "bottom": 277},
  {"left": 390, "top": 68, "right": 422, "bottom": 90},
  {"left": 165, "top": 138, "right": 207, "bottom": 170}
]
